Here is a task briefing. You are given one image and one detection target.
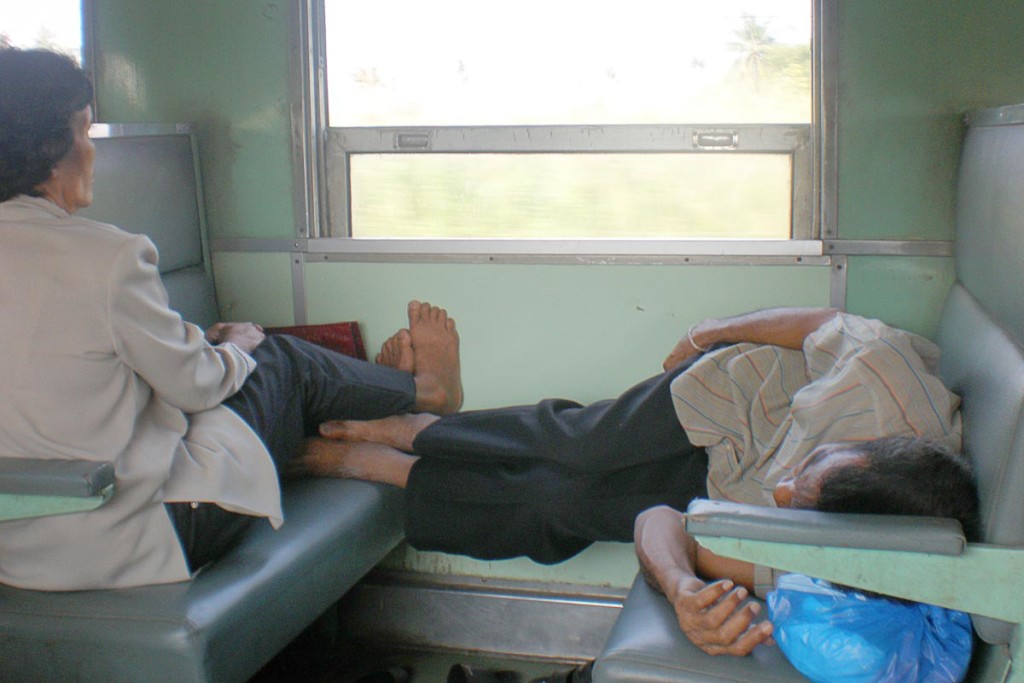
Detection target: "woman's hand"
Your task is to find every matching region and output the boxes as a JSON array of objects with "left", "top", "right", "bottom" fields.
[
  {"left": 669, "top": 578, "right": 774, "bottom": 656},
  {"left": 205, "top": 322, "right": 265, "bottom": 354}
]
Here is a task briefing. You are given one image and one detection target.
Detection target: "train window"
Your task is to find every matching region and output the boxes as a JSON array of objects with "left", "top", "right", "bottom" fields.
[
  {"left": 1, "top": 0, "right": 83, "bottom": 63},
  {"left": 307, "top": 0, "right": 827, "bottom": 254}
]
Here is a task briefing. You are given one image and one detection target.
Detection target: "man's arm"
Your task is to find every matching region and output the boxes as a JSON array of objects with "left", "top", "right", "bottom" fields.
[
  {"left": 663, "top": 307, "right": 839, "bottom": 371},
  {"left": 634, "top": 506, "right": 774, "bottom": 656}
]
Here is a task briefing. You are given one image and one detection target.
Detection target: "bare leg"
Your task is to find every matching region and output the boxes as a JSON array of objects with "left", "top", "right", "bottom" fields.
[
  {"left": 407, "top": 300, "right": 463, "bottom": 415},
  {"left": 320, "top": 413, "right": 439, "bottom": 452},
  {"left": 376, "top": 328, "right": 414, "bottom": 373},
  {"left": 290, "top": 438, "right": 418, "bottom": 488}
]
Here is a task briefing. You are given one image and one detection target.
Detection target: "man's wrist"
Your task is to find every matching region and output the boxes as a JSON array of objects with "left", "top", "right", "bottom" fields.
[
  {"left": 688, "top": 319, "right": 723, "bottom": 352},
  {"left": 668, "top": 574, "right": 707, "bottom": 603},
  {"left": 687, "top": 323, "right": 709, "bottom": 352}
]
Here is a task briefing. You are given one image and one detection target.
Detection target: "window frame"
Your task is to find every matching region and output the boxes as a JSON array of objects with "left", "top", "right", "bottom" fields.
[{"left": 293, "top": 0, "right": 835, "bottom": 260}]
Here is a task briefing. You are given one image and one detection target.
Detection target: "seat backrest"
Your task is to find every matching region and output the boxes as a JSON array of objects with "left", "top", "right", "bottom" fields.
[
  {"left": 935, "top": 104, "right": 1024, "bottom": 645},
  {"left": 78, "top": 126, "right": 219, "bottom": 328}
]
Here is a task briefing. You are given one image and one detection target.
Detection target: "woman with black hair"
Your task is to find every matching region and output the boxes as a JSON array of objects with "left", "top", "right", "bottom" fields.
[{"left": 0, "top": 48, "right": 462, "bottom": 590}]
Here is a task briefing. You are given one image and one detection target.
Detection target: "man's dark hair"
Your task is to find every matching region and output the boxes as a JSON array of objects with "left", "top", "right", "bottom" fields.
[
  {"left": 816, "top": 437, "right": 980, "bottom": 541},
  {"left": 0, "top": 48, "right": 94, "bottom": 202}
]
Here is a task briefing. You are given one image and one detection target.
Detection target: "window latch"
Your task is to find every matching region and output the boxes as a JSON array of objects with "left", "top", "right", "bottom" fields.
[
  {"left": 692, "top": 129, "right": 739, "bottom": 150},
  {"left": 394, "top": 132, "right": 432, "bottom": 150}
]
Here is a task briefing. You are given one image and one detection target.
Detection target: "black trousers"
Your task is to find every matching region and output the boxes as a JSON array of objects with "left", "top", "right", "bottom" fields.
[
  {"left": 168, "top": 335, "right": 417, "bottom": 570},
  {"left": 405, "top": 357, "right": 709, "bottom": 564}
]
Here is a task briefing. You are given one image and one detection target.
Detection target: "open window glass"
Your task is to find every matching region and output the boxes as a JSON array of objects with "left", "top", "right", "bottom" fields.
[{"left": 316, "top": 0, "right": 817, "bottom": 250}]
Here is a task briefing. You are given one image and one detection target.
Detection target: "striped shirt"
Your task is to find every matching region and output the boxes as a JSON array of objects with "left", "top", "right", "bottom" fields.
[{"left": 670, "top": 313, "right": 962, "bottom": 507}]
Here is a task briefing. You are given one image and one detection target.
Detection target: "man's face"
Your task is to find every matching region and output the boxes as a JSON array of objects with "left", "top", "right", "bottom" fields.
[{"left": 772, "top": 444, "right": 866, "bottom": 509}]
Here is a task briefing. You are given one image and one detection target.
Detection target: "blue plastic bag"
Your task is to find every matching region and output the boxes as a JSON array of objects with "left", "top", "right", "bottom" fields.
[{"left": 767, "top": 574, "right": 973, "bottom": 683}]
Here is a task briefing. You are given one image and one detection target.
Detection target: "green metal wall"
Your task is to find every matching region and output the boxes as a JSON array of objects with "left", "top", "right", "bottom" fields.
[
  {"left": 90, "top": 0, "right": 1024, "bottom": 584},
  {"left": 91, "top": 0, "right": 295, "bottom": 240},
  {"left": 833, "top": 1, "right": 1024, "bottom": 348},
  {"left": 838, "top": 1, "right": 1024, "bottom": 241}
]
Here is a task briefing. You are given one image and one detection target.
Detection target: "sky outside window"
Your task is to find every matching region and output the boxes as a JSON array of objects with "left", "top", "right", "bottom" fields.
[
  {"left": 325, "top": 0, "right": 811, "bottom": 126},
  {"left": 1, "top": 0, "right": 83, "bottom": 62}
]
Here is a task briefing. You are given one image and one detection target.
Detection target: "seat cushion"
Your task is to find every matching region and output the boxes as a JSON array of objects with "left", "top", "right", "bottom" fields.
[
  {"left": 0, "top": 478, "right": 404, "bottom": 683},
  {"left": 593, "top": 574, "right": 806, "bottom": 683}
]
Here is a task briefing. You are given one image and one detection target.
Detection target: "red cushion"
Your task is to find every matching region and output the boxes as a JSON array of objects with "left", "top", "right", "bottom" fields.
[{"left": 265, "top": 322, "right": 366, "bottom": 360}]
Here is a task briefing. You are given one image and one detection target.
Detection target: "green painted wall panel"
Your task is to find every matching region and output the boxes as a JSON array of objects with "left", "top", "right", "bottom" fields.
[
  {"left": 837, "top": 0, "right": 1024, "bottom": 241},
  {"left": 211, "top": 252, "right": 295, "bottom": 327},
  {"left": 305, "top": 262, "right": 831, "bottom": 408},
  {"left": 92, "top": 0, "right": 295, "bottom": 241},
  {"left": 845, "top": 256, "right": 956, "bottom": 339}
]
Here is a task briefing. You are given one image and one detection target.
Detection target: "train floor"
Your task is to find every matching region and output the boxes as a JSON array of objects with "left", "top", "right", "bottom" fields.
[{"left": 251, "top": 624, "right": 587, "bottom": 683}]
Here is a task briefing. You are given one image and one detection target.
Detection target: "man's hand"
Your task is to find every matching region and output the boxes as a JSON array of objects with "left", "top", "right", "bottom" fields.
[
  {"left": 635, "top": 506, "right": 770, "bottom": 657},
  {"left": 205, "top": 322, "right": 265, "bottom": 354},
  {"left": 669, "top": 577, "right": 774, "bottom": 656},
  {"left": 663, "top": 335, "right": 702, "bottom": 371}
]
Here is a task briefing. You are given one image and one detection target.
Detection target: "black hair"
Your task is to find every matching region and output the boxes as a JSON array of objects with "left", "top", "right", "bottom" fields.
[
  {"left": 815, "top": 437, "right": 980, "bottom": 541},
  {"left": 0, "top": 48, "right": 94, "bottom": 202}
]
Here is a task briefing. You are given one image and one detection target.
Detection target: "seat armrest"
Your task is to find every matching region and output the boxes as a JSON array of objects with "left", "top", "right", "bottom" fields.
[
  {"left": 0, "top": 458, "right": 115, "bottom": 521},
  {"left": 0, "top": 458, "right": 115, "bottom": 497},
  {"left": 682, "top": 500, "right": 1024, "bottom": 624},
  {"left": 684, "top": 499, "right": 966, "bottom": 556}
]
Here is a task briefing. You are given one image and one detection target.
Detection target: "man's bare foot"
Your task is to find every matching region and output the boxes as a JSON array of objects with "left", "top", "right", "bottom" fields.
[
  {"left": 288, "top": 438, "right": 418, "bottom": 488},
  {"left": 376, "top": 328, "right": 414, "bottom": 373},
  {"left": 408, "top": 300, "right": 463, "bottom": 414},
  {"left": 320, "top": 413, "right": 439, "bottom": 452}
]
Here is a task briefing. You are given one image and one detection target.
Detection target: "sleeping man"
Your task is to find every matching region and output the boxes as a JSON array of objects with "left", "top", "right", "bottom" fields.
[{"left": 291, "top": 306, "right": 977, "bottom": 652}]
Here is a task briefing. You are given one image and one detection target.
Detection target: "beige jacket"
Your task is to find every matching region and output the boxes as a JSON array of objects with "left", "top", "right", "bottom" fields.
[{"left": 0, "top": 196, "right": 282, "bottom": 590}]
